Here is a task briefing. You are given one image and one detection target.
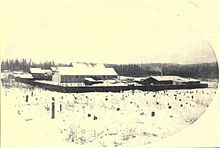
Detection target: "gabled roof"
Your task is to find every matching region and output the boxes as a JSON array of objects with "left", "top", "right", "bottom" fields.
[
  {"left": 56, "top": 66, "right": 118, "bottom": 76},
  {"left": 71, "top": 62, "right": 106, "bottom": 68},
  {"left": 30, "top": 68, "right": 51, "bottom": 74},
  {"left": 50, "top": 67, "right": 57, "bottom": 71}
]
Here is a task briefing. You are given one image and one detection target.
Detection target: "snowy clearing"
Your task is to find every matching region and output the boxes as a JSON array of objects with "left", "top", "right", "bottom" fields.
[{"left": 1, "top": 81, "right": 217, "bottom": 147}]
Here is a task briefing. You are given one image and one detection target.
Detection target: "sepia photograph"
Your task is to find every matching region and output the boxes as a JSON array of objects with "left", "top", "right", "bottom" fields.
[{"left": 1, "top": 0, "right": 220, "bottom": 147}]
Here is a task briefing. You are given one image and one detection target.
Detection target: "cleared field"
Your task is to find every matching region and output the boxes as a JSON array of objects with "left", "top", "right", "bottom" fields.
[{"left": 1, "top": 82, "right": 217, "bottom": 147}]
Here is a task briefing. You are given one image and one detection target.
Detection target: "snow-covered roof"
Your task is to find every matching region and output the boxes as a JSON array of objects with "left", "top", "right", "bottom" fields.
[
  {"left": 133, "top": 77, "right": 150, "bottom": 81},
  {"left": 84, "top": 78, "right": 97, "bottom": 82},
  {"left": 56, "top": 66, "right": 118, "bottom": 76},
  {"left": 3, "top": 70, "right": 10, "bottom": 73},
  {"left": 150, "top": 76, "right": 200, "bottom": 82},
  {"left": 50, "top": 67, "right": 57, "bottom": 71},
  {"left": 71, "top": 62, "right": 106, "bottom": 68},
  {"left": 18, "top": 74, "right": 33, "bottom": 79},
  {"left": 84, "top": 77, "right": 104, "bottom": 82},
  {"left": 30, "top": 68, "right": 52, "bottom": 74},
  {"left": 13, "top": 71, "right": 24, "bottom": 74}
]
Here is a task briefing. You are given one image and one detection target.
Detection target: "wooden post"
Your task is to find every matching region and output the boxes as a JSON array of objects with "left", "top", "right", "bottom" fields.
[
  {"left": 60, "top": 96, "right": 62, "bottom": 112},
  {"left": 151, "top": 111, "right": 155, "bottom": 117},
  {"left": 60, "top": 104, "right": 62, "bottom": 112},
  {"left": 26, "top": 95, "right": 28, "bottom": 102},
  {"left": 60, "top": 103, "right": 62, "bottom": 112},
  {"left": 52, "top": 97, "right": 55, "bottom": 119}
]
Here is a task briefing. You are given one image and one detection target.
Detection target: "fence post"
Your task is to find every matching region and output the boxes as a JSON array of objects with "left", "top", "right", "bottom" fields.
[
  {"left": 132, "top": 89, "right": 135, "bottom": 95},
  {"left": 51, "top": 97, "right": 55, "bottom": 119},
  {"left": 60, "top": 96, "right": 62, "bottom": 112},
  {"left": 60, "top": 104, "right": 62, "bottom": 112},
  {"left": 26, "top": 95, "right": 29, "bottom": 103}
]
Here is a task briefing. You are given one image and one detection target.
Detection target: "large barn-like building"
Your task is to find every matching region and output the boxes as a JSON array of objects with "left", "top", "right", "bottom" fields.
[{"left": 52, "top": 63, "right": 118, "bottom": 83}]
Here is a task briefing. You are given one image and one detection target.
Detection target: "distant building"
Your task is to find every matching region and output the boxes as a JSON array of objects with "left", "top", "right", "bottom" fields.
[
  {"left": 29, "top": 68, "right": 52, "bottom": 80},
  {"left": 52, "top": 63, "right": 118, "bottom": 83},
  {"left": 135, "top": 76, "right": 201, "bottom": 85}
]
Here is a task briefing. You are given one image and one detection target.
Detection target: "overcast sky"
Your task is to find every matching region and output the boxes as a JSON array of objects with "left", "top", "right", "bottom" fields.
[{"left": 1, "top": 0, "right": 219, "bottom": 64}]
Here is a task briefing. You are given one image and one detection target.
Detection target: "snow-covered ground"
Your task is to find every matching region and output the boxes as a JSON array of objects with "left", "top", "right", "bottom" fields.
[{"left": 1, "top": 81, "right": 218, "bottom": 148}]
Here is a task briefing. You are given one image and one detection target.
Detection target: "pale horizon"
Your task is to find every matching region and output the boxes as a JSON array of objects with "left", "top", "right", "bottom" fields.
[
  {"left": 1, "top": 0, "right": 218, "bottom": 65},
  {"left": 0, "top": 57, "right": 217, "bottom": 65}
]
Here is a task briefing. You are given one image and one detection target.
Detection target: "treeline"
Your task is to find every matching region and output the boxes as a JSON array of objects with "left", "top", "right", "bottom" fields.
[
  {"left": 106, "top": 62, "right": 219, "bottom": 79},
  {"left": 105, "top": 64, "right": 163, "bottom": 77},
  {"left": 1, "top": 59, "right": 219, "bottom": 79},
  {"left": 159, "top": 63, "right": 219, "bottom": 79},
  {"left": 0, "top": 59, "right": 68, "bottom": 72}
]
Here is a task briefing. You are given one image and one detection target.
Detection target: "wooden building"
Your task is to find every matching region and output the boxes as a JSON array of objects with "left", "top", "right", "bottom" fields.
[
  {"left": 29, "top": 68, "right": 52, "bottom": 80},
  {"left": 52, "top": 63, "right": 118, "bottom": 83},
  {"left": 135, "top": 76, "right": 201, "bottom": 86}
]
